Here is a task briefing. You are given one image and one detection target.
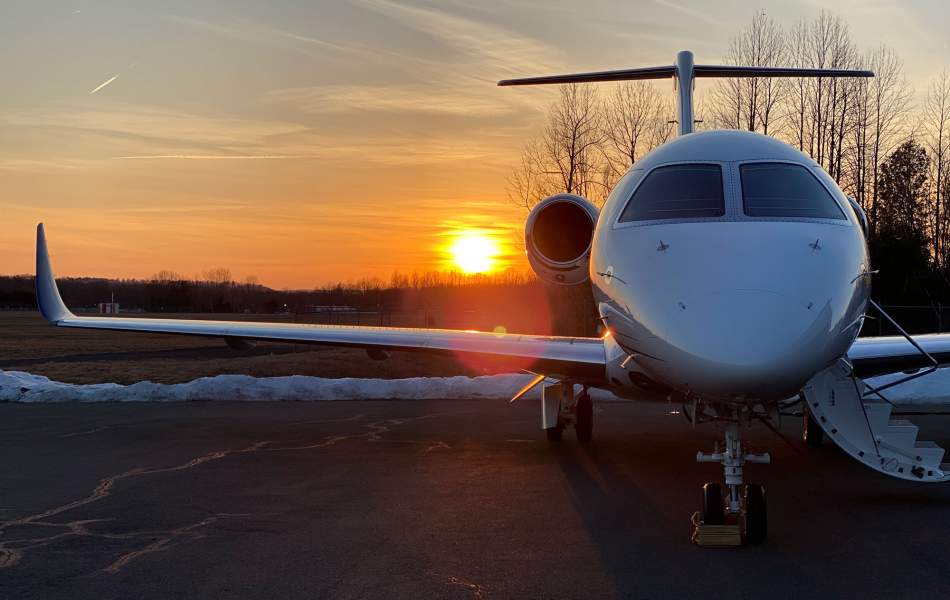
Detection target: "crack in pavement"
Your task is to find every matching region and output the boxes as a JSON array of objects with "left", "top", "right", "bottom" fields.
[
  {"left": 100, "top": 516, "right": 220, "bottom": 575},
  {"left": 424, "top": 441, "right": 451, "bottom": 453},
  {"left": 447, "top": 575, "right": 489, "bottom": 600},
  {"left": 428, "top": 571, "right": 489, "bottom": 599},
  {"left": 0, "top": 413, "right": 448, "bottom": 575},
  {"left": 60, "top": 426, "right": 109, "bottom": 438}
]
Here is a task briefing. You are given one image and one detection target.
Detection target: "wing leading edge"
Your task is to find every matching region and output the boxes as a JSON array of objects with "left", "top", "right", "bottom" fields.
[
  {"left": 34, "top": 225, "right": 606, "bottom": 380},
  {"left": 848, "top": 335, "right": 950, "bottom": 378}
]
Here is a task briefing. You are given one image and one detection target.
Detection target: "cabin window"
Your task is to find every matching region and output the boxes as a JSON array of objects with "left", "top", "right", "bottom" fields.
[
  {"left": 740, "top": 163, "right": 846, "bottom": 220},
  {"left": 618, "top": 164, "right": 725, "bottom": 222}
]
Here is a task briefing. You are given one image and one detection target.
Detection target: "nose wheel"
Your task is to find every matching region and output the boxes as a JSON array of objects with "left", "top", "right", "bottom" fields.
[
  {"left": 744, "top": 483, "right": 767, "bottom": 544},
  {"left": 696, "top": 417, "right": 770, "bottom": 545},
  {"left": 701, "top": 482, "right": 725, "bottom": 525}
]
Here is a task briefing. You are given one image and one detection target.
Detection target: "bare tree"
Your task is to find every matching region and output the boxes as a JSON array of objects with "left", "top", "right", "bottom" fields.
[
  {"left": 507, "top": 85, "right": 607, "bottom": 210},
  {"left": 151, "top": 270, "right": 183, "bottom": 282},
  {"left": 713, "top": 34, "right": 744, "bottom": 130},
  {"left": 822, "top": 24, "right": 860, "bottom": 182},
  {"left": 924, "top": 69, "right": 950, "bottom": 266},
  {"left": 803, "top": 11, "right": 859, "bottom": 174},
  {"left": 786, "top": 18, "right": 811, "bottom": 151},
  {"left": 543, "top": 85, "right": 606, "bottom": 201},
  {"left": 780, "top": 13, "right": 909, "bottom": 238},
  {"left": 844, "top": 72, "right": 871, "bottom": 209},
  {"left": 856, "top": 45, "right": 913, "bottom": 236},
  {"left": 601, "top": 81, "right": 672, "bottom": 187},
  {"left": 202, "top": 268, "right": 233, "bottom": 285},
  {"left": 712, "top": 12, "right": 787, "bottom": 134},
  {"left": 507, "top": 137, "right": 551, "bottom": 211},
  {"left": 754, "top": 16, "right": 788, "bottom": 136}
]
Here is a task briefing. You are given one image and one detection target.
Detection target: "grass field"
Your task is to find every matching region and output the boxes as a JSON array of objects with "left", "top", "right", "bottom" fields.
[{"left": 0, "top": 312, "right": 488, "bottom": 384}]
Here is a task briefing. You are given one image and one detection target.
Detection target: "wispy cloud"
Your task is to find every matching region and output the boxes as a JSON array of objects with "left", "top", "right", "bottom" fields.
[
  {"left": 265, "top": 83, "right": 516, "bottom": 116},
  {"left": 89, "top": 74, "right": 120, "bottom": 95},
  {"left": 113, "top": 154, "right": 305, "bottom": 160},
  {"left": 652, "top": 0, "right": 724, "bottom": 27},
  {"left": 351, "top": 0, "right": 559, "bottom": 77},
  {"left": 0, "top": 158, "right": 88, "bottom": 171},
  {"left": 261, "top": 1, "right": 561, "bottom": 121},
  {"left": 167, "top": 15, "right": 366, "bottom": 60},
  {"left": 0, "top": 100, "right": 517, "bottom": 170},
  {"left": 1, "top": 104, "right": 307, "bottom": 149}
]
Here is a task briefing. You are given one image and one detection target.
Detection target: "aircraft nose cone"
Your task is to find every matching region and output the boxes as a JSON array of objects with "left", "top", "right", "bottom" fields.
[{"left": 659, "top": 289, "right": 832, "bottom": 398}]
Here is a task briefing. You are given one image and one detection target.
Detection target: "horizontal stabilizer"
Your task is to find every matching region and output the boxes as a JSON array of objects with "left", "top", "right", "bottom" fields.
[
  {"left": 499, "top": 64, "right": 872, "bottom": 86},
  {"left": 498, "top": 50, "right": 875, "bottom": 137},
  {"left": 694, "top": 65, "right": 873, "bottom": 79},
  {"left": 498, "top": 65, "right": 676, "bottom": 86}
]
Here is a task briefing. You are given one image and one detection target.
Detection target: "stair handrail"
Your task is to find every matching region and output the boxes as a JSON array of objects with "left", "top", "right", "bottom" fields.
[{"left": 862, "top": 299, "right": 939, "bottom": 398}]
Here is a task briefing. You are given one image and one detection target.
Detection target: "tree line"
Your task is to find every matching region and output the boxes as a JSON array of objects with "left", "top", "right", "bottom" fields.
[
  {"left": 508, "top": 10, "right": 950, "bottom": 304},
  {"left": 0, "top": 269, "right": 596, "bottom": 336},
  {"left": 0, "top": 268, "right": 537, "bottom": 313}
]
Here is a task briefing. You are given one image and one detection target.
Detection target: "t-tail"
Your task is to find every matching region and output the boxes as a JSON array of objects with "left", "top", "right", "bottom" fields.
[{"left": 498, "top": 50, "right": 873, "bottom": 136}]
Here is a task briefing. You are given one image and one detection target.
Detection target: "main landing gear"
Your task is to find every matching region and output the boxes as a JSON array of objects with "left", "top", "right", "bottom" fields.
[
  {"left": 542, "top": 382, "right": 593, "bottom": 443},
  {"left": 695, "top": 407, "right": 770, "bottom": 545},
  {"left": 802, "top": 404, "right": 824, "bottom": 447}
]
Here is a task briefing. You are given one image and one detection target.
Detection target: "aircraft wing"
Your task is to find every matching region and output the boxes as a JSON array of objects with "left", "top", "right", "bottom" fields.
[
  {"left": 848, "top": 335, "right": 950, "bottom": 378},
  {"left": 34, "top": 225, "right": 606, "bottom": 380}
]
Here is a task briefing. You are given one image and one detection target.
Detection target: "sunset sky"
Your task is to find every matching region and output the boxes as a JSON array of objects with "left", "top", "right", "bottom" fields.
[{"left": 1, "top": 1, "right": 948, "bottom": 288}]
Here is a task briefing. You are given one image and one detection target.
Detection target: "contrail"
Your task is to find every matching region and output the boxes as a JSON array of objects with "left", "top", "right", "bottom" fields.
[{"left": 89, "top": 74, "right": 119, "bottom": 95}]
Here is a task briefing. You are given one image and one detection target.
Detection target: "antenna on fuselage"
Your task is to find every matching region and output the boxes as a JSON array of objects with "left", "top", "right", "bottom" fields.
[{"left": 498, "top": 50, "right": 874, "bottom": 137}]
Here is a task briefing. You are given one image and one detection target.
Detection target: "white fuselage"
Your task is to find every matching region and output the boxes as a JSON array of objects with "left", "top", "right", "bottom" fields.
[{"left": 590, "top": 131, "right": 870, "bottom": 401}]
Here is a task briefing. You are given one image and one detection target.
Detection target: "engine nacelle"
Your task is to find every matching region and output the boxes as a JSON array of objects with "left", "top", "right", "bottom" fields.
[{"left": 525, "top": 194, "right": 599, "bottom": 286}]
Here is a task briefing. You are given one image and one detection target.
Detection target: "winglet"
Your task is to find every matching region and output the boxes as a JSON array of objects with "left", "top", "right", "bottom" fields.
[{"left": 35, "top": 224, "right": 74, "bottom": 323}]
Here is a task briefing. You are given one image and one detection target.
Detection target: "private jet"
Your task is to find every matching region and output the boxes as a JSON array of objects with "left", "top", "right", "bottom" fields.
[{"left": 35, "top": 51, "right": 950, "bottom": 544}]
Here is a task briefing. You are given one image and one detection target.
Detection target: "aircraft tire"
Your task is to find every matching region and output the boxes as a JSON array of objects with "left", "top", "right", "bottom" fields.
[
  {"left": 803, "top": 407, "right": 824, "bottom": 447},
  {"left": 744, "top": 484, "right": 767, "bottom": 544},
  {"left": 575, "top": 392, "right": 593, "bottom": 443},
  {"left": 701, "top": 482, "right": 725, "bottom": 525}
]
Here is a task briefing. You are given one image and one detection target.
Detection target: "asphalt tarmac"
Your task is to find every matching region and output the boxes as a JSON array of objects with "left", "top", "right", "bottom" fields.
[{"left": 2, "top": 399, "right": 949, "bottom": 599}]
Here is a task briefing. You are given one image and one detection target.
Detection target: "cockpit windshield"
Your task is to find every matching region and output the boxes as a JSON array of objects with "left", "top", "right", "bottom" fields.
[
  {"left": 740, "top": 163, "right": 846, "bottom": 220},
  {"left": 618, "top": 164, "right": 724, "bottom": 222}
]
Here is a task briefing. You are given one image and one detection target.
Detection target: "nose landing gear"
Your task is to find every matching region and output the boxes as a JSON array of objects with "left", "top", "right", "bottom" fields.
[{"left": 696, "top": 416, "right": 770, "bottom": 545}]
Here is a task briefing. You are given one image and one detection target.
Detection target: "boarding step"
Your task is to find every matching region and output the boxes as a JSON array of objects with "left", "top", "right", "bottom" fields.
[
  {"left": 802, "top": 359, "right": 950, "bottom": 483},
  {"left": 861, "top": 399, "right": 893, "bottom": 432},
  {"left": 912, "top": 441, "right": 946, "bottom": 466},
  {"left": 877, "top": 419, "right": 919, "bottom": 448}
]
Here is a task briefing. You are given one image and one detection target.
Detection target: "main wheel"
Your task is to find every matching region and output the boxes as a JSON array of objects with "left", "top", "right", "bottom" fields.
[
  {"left": 744, "top": 483, "right": 767, "bottom": 544},
  {"left": 701, "top": 482, "right": 725, "bottom": 525},
  {"left": 545, "top": 425, "right": 564, "bottom": 442},
  {"left": 803, "top": 406, "right": 824, "bottom": 447},
  {"left": 575, "top": 392, "right": 593, "bottom": 443}
]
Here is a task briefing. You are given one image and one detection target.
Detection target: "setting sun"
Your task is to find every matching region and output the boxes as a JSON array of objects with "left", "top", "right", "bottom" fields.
[{"left": 449, "top": 233, "right": 499, "bottom": 274}]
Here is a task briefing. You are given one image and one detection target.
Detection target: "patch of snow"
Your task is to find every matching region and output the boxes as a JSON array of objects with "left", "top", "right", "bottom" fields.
[
  {"left": 2, "top": 368, "right": 950, "bottom": 406},
  {"left": 0, "top": 371, "right": 622, "bottom": 403}
]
